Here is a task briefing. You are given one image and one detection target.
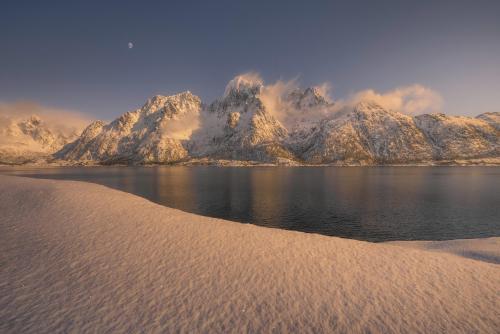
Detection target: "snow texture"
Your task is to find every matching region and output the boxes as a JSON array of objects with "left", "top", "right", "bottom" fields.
[{"left": 1, "top": 175, "right": 499, "bottom": 333}]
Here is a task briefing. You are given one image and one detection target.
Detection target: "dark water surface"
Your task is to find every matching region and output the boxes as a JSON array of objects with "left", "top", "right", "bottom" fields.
[{"left": 2, "top": 166, "right": 499, "bottom": 242}]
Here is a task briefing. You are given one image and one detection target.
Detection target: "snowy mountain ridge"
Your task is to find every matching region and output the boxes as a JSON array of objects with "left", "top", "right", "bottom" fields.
[{"left": 1, "top": 76, "right": 499, "bottom": 165}]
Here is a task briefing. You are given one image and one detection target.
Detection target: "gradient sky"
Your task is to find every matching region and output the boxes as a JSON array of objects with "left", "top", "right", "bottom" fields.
[{"left": 1, "top": 0, "right": 499, "bottom": 119}]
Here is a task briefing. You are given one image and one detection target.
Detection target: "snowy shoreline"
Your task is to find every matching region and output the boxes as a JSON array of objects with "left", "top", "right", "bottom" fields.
[{"left": 1, "top": 175, "right": 499, "bottom": 333}]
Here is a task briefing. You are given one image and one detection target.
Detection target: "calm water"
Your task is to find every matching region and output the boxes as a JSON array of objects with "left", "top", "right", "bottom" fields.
[{"left": 2, "top": 166, "right": 499, "bottom": 242}]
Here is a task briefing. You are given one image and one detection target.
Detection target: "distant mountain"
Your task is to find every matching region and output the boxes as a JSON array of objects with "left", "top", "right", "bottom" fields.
[
  {"left": 0, "top": 115, "right": 79, "bottom": 164},
  {"left": 4, "top": 76, "right": 498, "bottom": 165}
]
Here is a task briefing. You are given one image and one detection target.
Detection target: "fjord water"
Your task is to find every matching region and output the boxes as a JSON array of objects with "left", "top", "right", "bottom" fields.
[{"left": 2, "top": 166, "right": 499, "bottom": 242}]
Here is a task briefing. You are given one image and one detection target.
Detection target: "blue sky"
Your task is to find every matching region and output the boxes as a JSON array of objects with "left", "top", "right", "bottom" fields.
[{"left": 1, "top": 0, "right": 499, "bottom": 119}]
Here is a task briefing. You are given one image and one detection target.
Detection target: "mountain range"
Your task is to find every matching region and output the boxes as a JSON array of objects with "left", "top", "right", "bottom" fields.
[{"left": 1, "top": 76, "right": 499, "bottom": 165}]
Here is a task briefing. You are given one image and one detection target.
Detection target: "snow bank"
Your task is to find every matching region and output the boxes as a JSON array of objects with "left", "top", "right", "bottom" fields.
[{"left": 0, "top": 176, "right": 498, "bottom": 333}]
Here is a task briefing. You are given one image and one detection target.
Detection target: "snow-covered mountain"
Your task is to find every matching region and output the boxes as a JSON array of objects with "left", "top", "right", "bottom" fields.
[
  {"left": 56, "top": 92, "right": 201, "bottom": 164},
  {"left": 296, "top": 102, "right": 435, "bottom": 164},
  {"left": 5, "top": 76, "right": 497, "bottom": 165},
  {"left": 476, "top": 112, "right": 500, "bottom": 130},
  {"left": 0, "top": 115, "right": 80, "bottom": 164},
  {"left": 414, "top": 113, "right": 499, "bottom": 160},
  {"left": 296, "top": 102, "right": 498, "bottom": 164},
  {"left": 188, "top": 76, "right": 294, "bottom": 162}
]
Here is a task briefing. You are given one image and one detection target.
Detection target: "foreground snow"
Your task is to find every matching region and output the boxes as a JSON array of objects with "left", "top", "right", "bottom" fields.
[{"left": 0, "top": 176, "right": 498, "bottom": 333}]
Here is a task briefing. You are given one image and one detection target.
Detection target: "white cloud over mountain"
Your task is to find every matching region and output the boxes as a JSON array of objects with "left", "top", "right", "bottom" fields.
[
  {"left": 348, "top": 85, "right": 443, "bottom": 115},
  {"left": 0, "top": 101, "right": 91, "bottom": 134},
  {"left": 229, "top": 72, "right": 443, "bottom": 129}
]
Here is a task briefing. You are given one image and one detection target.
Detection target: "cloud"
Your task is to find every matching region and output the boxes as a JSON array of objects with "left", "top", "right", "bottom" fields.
[
  {"left": 348, "top": 85, "right": 443, "bottom": 115},
  {"left": 0, "top": 101, "right": 91, "bottom": 135},
  {"left": 221, "top": 72, "right": 443, "bottom": 132},
  {"left": 0, "top": 101, "right": 93, "bottom": 154},
  {"left": 258, "top": 77, "right": 299, "bottom": 124},
  {"left": 258, "top": 77, "right": 336, "bottom": 128},
  {"left": 161, "top": 110, "right": 201, "bottom": 140},
  {"left": 226, "top": 73, "right": 443, "bottom": 131}
]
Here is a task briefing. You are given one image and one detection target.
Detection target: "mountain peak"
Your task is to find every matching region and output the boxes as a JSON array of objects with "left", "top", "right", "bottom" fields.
[
  {"left": 224, "top": 74, "right": 263, "bottom": 97},
  {"left": 286, "top": 87, "right": 330, "bottom": 110},
  {"left": 27, "top": 114, "right": 42, "bottom": 124},
  {"left": 141, "top": 91, "right": 201, "bottom": 115},
  {"left": 17, "top": 115, "right": 46, "bottom": 135}
]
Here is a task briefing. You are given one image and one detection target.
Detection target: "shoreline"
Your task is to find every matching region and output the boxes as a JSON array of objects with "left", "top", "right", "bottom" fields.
[
  {"left": 1, "top": 175, "right": 499, "bottom": 333},
  {"left": 1, "top": 156, "right": 500, "bottom": 168}
]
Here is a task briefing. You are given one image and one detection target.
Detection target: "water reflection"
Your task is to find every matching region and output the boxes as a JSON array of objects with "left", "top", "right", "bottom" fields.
[{"left": 1, "top": 166, "right": 499, "bottom": 242}]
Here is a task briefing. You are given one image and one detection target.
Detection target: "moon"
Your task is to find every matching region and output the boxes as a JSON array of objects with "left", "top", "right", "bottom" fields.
[{"left": 128, "top": 42, "right": 134, "bottom": 49}]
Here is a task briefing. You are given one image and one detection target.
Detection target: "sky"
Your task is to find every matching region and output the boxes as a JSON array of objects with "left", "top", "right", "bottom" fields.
[{"left": 1, "top": 0, "right": 499, "bottom": 119}]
